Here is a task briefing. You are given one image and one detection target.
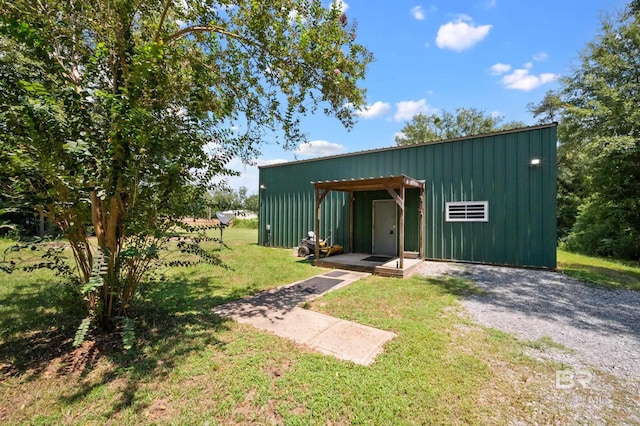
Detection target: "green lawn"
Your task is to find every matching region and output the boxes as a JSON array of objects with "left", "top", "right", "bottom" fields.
[
  {"left": 557, "top": 249, "right": 640, "bottom": 291},
  {"left": 0, "top": 233, "right": 633, "bottom": 424}
]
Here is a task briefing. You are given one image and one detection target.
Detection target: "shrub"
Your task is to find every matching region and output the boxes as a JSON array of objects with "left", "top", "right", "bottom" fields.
[
  {"left": 231, "top": 218, "right": 258, "bottom": 229},
  {"left": 566, "top": 195, "right": 640, "bottom": 260}
]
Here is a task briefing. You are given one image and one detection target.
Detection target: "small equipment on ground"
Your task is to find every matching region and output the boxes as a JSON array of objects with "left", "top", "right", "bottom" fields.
[{"left": 297, "top": 231, "right": 344, "bottom": 258}]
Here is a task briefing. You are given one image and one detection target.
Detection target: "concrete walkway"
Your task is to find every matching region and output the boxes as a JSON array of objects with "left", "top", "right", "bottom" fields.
[{"left": 212, "top": 270, "right": 397, "bottom": 365}]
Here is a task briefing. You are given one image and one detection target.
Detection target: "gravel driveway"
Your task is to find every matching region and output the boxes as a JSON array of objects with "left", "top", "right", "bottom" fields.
[
  {"left": 420, "top": 261, "right": 640, "bottom": 422},
  {"left": 421, "top": 262, "right": 640, "bottom": 381}
]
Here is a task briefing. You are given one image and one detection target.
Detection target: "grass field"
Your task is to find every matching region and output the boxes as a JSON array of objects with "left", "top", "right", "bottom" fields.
[
  {"left": 1, "top": 232, "right": 638, "bottom": 424},
  {"left": 557, "top": 249, "right": 640, "bottom": 291}
]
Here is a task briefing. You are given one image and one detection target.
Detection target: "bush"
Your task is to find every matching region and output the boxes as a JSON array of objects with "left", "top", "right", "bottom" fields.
[
  {"left": 231, "top": 218, "right": 258, "bottom": 229},
  {"left": 566, "top": 195, "right": 640, "bottom": 260}
]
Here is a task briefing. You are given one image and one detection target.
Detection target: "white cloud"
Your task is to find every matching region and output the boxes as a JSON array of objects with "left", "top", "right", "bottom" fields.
[
  {"left": 533, "top": 51, "right": 549, "bottom": 61},
  {"left": 485, "top": 0, "right": 497, "bottom": 8},
  {"left": 411, "top": 6, "right": 425, "bottom": 20},
  {"left": 357, "top": 101, "right": 391, "bottom": 119},
  {"left": 490, "top": 63, "right": 511, "bottom": 75},
  {"left": 295, "top": 140, "right": 345, "bottom": 157},
  {"left": 394, "top": 99, "right": 436, "bottom": 122},
  {"left": 523, "top": 61, "right": 533, "bottom": 69},
  {"left": 436, "top": 15, "right": 492, "bottom": 52},
  {"left": 331, "top": 0, "right": 348, "bottom": 13},
  {"left": 501, "top": 69, "right": 557, "bottom": 91}
]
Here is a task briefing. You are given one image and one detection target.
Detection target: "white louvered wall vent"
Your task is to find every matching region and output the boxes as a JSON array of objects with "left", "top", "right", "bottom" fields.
[{"left": 445, "top": 201, "right": 489, "bottom": 222}]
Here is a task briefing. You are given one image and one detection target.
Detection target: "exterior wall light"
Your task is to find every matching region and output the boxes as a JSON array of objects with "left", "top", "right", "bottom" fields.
[
  {"left": 530, "top": 158, "right": 541, "bottom": 166},
  {"left": 260, "top": 184, "right": 266, "bottom": 189}
]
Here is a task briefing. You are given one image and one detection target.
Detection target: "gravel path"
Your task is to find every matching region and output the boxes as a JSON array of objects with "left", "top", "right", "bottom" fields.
[
  {"left": 421, "top": 261, "right": 640, "bottom": 381},
  {"left": 421, "top": 261, "right": 640, "bottom": 423}
]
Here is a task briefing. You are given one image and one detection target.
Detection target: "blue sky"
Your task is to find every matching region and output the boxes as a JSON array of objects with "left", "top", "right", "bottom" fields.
[{"left": 224, "top": 0, "right": 628, "bottom": 194}]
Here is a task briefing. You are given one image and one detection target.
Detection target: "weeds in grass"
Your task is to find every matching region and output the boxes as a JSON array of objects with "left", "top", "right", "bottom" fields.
[
  {"left": 524, "top": 335, "right": 572, "bottom": 352},
  {"left": 558, "top": 249, "right": 640, "bottom": 291}
]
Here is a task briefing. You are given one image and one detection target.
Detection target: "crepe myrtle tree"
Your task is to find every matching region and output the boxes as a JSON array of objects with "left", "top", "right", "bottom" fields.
[{"left": 0, "top": 0, "right": 372, "bottom": 341}]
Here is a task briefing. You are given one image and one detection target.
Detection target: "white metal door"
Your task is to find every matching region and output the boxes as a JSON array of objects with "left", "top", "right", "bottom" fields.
[{"left": 373, "top": 200, "right": 397, "bottom": 255}]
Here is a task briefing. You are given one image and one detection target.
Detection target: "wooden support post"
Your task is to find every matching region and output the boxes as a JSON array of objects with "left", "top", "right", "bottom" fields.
[
  {"left": 399, "top": 184, "right": 405, "bottom": 269},
  {"left": 315, "top": 186, "right": 321, "bottom": 262},
  {"left": 419, "top": 183, "right": 424, "bottom": 259},
  {"left": 349, "top": 191, "right": 354, "bottom": 253}
]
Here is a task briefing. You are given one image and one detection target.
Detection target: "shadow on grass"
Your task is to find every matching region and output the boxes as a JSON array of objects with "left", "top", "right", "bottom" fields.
[
  {"left": 0, "top": 270, "right": 260, "bottom": 418},
  {"left": 0, "top": 278, "right": 84, "bottom": 377},
  {"left": 421, "top": 275, "right": 489, "bottom": 296}
]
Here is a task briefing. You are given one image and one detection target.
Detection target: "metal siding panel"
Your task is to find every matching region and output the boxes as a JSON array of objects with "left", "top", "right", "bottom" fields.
[
  {"left": 490, "top": 135, "right": 507, "bottom": 264},
  {"left": 275, "top": 191, "right": 282, "bottom": 246},
  {"left": 478, "top": 137, "right": 488, "bottom": 261},
  {"left": 393, "top": 149, "right": 402, "bottom": 175},
  {"left": 433, "top": 143, "right": 445, "bottom": 259},
  {"left": 516, "top": 131, "right": 530, "bottom": 265},
  {"left": 426, "top": 145, "right": 436, "bottom": 258},
  {"left": 451, "top": 140, "right": 463, "bottom": 260},
  {"left": 284, "top": 190, "right": 289, "bottom": 247},
  {"left": 441, "top": 142, "right": 452, "bottom": 259},
  {"left": 421, "top": 145, "right": 429, "bottom": 256},
  {"left": 296, "top": 191, "right": 302, "bottom": 246},
  {"left": 470, "top": 139, "right": 484, "bottom": 261},
  {"left": 503, "top": 134, "right": 519, "bottom": 264},
  {"left": 354, "top": 191, "right": 375, "bottom": 252},
  {"left": 304, "top": 190, "right": 312, "bottom": 241},
  {"left": 529, "top": 130, "right": 544, "bottom": 266},
  {"left": 340, "top": 192, "right": 348, "bottom": 250},
  {"left": 404, "top": 188, "right": 419, "bottom": 251},
  {"left": 543, "top": 127, "right": 558, "bottom": 268}
]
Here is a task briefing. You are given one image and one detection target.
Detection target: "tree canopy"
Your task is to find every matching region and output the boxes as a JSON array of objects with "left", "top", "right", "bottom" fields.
[
  {"left": 0, "top": 0, "right": 372, "bottom": 335},
  {"left": 395, "top": 107, "right": 526, "bottom": 146},
  {"left": 539, "top": 3, "right": 640, "bottom": 259}
]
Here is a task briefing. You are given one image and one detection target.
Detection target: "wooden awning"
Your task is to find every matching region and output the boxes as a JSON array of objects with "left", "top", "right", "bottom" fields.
[
  {"left": 313, "top": 175, "right": 425, "bottom": 269},
  {"left": 313, "top": 175, "right": 424, "bottom": 192}
]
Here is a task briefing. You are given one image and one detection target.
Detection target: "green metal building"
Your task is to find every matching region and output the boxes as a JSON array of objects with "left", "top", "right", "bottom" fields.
[{"left": 258, "top": 123, "right": 557, "bottom": 268}]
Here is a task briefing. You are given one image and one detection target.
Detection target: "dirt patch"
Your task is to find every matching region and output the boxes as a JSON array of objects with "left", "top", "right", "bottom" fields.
[
  {"left": 265, "top": 359, "right": 292, "bottom": 380},
  {"left": 145, "top": 397, "right": 178, "bottom": 421},
  {"left": 231, "top": 388, "right": 284, "bottom": 425}
]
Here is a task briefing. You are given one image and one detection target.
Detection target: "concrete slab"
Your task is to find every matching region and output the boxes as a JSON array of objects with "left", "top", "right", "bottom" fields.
[
  {"left": 213, "top": 269, "right": 397, "bottom": 365},
  {"left": 252, "top": 308, "right": 341, "bottom": 344},
  {"left": 306, "top": 315, "right": 397, "bottom": 365},
  {"left": 314, "top": 253, "right": 424, "bottom": 278}
]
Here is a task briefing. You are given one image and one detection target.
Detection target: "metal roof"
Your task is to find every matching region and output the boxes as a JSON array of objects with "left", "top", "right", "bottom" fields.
[{"left": 259, "top": 122, "right": 558, "bottom": 169}]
